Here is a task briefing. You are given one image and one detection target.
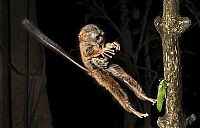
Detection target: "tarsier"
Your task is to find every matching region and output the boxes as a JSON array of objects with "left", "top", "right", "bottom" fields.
[
  {"left": 22, "top": 19, "right": 156, "bottom": 118},
  {"left": 78, "top": 24, "right": 156, "bottom": 118}
]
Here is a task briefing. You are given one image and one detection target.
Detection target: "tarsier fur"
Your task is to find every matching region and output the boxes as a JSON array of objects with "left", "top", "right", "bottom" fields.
[{"left": 78, "top": 24, "right": 156, "bottom": 118}]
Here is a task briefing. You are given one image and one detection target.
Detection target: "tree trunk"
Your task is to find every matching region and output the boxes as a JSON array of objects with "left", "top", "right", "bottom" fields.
[
  {"left": 154, "top": 0, "right": 191, "bottom": 127},
  {"left": 0, "top": 0, "right": 53, "bottom": 127}
]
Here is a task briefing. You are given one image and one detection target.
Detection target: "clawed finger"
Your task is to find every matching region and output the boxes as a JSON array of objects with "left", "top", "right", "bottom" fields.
[
  {"left": 152, "top": 99, "right": 157, "bottom": 105},
  {"left": 112, "top": 42, "right": 120, "bottom": 51},
  {"left": 149, "top": 98, "right": 157, "bottom": 105},
  {"left": 102, "top": 52, "right": 113, "bottom": 58},
  {"left": 101, "top": 48, "right": 116, "bottom": 58},
  {"left": 104, "top": 49, "right": 115, "bottom": 55}
]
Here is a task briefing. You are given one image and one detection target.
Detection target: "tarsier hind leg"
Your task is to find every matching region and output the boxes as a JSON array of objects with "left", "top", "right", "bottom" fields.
[
  {"left": 90, "top": 70, "right": 149, "bottom": 118},
  {"left": 107, "top": 64, "right": 157, "bottom": 105}
]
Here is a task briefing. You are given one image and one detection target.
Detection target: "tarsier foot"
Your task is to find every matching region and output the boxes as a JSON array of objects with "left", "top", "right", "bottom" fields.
[
  {"left": 130, "top": 109, "right": 149, "bottom": 118},
  {"left": 137, "top": 94, "right": 157, "bottom": 105},
  {"left": 124, "top": 101, "right": 149, "bottom": 118},
  {"left": 149, "top": 98, "right": 157, "bottom": 105},
  {"left": 141, "top": 94, "right": 157, "bottom": 105},
  {"left": 137, "top": 113, "right": 149, "bottom": 118}
]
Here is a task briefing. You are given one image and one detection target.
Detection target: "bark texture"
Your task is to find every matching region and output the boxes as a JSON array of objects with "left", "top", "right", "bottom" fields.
[
  {"left": 154, "top": 0, "right": 191, "bottom": 127},
  {"left": 0, "top": 0, "right": 53, "bottom": 127}
]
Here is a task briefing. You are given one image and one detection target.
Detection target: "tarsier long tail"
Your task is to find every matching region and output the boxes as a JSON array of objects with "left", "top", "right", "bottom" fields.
[{"left": 22, "top": 18, "right": 88, "bottom": 72}]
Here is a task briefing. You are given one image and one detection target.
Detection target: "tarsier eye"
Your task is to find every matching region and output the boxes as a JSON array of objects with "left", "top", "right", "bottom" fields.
[
  {"left": 96, "top": 30, "right": 104, "bottom": 40},
  {"left": 85, "top": 30, "right": 103, "bottom": 43},
  {"left": 89, "top": 32, "right": 99, "bottom": 40}
]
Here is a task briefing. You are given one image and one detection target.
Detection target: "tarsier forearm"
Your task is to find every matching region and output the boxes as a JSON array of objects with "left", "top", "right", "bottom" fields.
[{"left": 79, "top": 24, "right": 156, "bottom": 118}]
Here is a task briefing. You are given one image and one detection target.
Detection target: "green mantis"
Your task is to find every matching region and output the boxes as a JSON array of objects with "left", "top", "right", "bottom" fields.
[{"left": 156, "top": 79, "right": 167, "bottom": 112}]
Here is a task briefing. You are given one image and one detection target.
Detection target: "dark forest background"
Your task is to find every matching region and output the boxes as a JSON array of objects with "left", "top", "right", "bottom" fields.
[{"left": 35, "top": 0, "right": 199, "bottom": 127}]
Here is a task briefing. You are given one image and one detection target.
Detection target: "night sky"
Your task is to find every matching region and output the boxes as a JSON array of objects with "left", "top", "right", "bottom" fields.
[{"left": 36, "top": 0, "right": 200, "bottom": 127}]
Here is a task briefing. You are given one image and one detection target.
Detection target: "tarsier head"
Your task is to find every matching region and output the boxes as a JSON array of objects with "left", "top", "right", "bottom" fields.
[{"left": 78, "top": 24, "right": 104, "bottom": 44}]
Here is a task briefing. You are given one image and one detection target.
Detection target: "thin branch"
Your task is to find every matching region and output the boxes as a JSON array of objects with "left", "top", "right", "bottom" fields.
[
  {"left": 184, "top": 0, "right": 200, "bottom": 27},
  {"left": 134, "top": 0, "right": 152, "bottom": 62},
  {"left": 92, "top": 1, "right": 127, "bottom": 44}
]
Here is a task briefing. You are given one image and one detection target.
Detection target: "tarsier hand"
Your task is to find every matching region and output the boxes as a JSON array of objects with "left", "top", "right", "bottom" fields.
[
  {"left": 101, "top": 42, "right": 120, "bottom": 58},
  {"left": 105, "top": 42, "right": 120, "bottom": 51}
]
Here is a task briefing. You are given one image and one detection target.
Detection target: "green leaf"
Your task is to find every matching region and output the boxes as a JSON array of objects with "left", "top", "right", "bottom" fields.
[{"left": 156, "top": 79, "right": 167, "bottom": 112}]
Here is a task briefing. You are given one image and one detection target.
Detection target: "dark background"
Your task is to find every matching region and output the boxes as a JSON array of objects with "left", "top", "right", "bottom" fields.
[{"left": 35, "top": 0, "right": 200, "bottom": 128}]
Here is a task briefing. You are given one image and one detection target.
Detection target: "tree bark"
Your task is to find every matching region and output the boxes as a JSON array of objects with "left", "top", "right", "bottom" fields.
[
  {"left": 0, "top": 0, "right": 53, "bottom": 127},
  {"left": 0, "top": 0, "right": 12, "bottom": 127},
  {"left": 154, "top": 0, "right": 191, "bottom": 127}
]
